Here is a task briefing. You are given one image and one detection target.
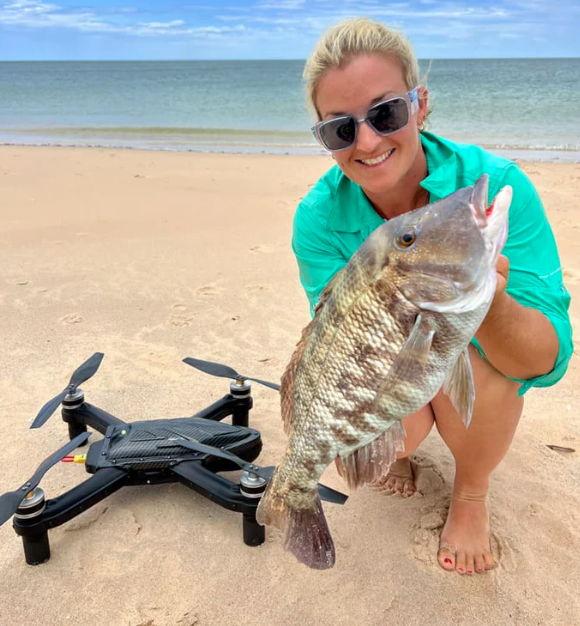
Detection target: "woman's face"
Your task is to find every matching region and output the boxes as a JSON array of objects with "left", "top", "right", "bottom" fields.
[{"left": 314, "top": 53, "right": 428, "bottom": 195}]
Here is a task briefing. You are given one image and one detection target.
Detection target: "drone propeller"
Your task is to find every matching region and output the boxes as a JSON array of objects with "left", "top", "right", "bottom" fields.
[
  {"left": 158, "top": 437, "right": 348, "bottom": 505},
  {"left": 30, "top": 352, "right": 104, "bottom": 429},
  {"left": 182, "top": 357, "right": 280, "bottom": 391},
  {"left": 0, "top": 432, "right": 91, "bottom": 527}
]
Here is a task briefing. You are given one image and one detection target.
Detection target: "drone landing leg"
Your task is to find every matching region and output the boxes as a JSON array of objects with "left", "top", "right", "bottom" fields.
[
  {"left": 243, "top": 513, "right": 265, "bottom": 546},
  {"left": 21, "top": 526, "right": 51, "bottom": 565},
  {"left": 171, "top": 461, "right": 265, "bottom": 547},
  {"left": 67, "top": 419, "right": 87, "bottom": 442},
  {"left": 13, "top": 467, "right": 128, "bottom": 565}
]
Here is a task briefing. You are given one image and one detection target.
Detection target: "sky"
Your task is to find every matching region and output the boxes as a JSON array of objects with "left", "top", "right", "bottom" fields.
[{"left": 0, "top": 0, "right": 578, "bottom": 60}]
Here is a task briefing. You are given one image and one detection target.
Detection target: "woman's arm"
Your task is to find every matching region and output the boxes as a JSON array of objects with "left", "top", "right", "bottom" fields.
[
  {"left": 475, "top": 255, "right": 560, "bottom": 379},
  {"left": 474, "top": 165, "right": 573, "bottom": 389}
]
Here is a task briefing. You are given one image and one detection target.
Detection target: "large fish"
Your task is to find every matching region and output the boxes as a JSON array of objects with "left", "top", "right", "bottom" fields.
[{"left": 256, "top": 174, "right": 511, "bottom": 569}]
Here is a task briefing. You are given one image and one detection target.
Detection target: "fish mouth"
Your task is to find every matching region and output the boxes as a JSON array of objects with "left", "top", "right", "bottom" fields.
[{"left": 469, "top": 174, "right": 512, "bottom": 258}]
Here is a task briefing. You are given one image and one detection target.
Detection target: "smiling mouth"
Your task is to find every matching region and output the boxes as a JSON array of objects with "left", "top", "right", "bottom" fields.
[{"left": 357, "top": 148, "right": 395, "bottom": 166}]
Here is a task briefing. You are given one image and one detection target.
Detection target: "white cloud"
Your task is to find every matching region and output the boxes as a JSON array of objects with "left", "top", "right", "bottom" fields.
[
  {"left": 139, "top": 20, "right": 185, "bottom": 28},
  {"left": 256, "top": 0, "right": 306, "bottom": 9},
  {"left": 0, "top": 1, "right": 249, "bottom": 36}
]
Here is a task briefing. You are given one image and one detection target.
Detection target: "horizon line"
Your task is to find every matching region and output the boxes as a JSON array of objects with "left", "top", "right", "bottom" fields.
[{"left": 1, "top": 56, "right": 579, "bottom": 62}]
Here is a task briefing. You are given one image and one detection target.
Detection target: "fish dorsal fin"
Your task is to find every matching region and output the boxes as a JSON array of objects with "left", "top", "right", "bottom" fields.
[
  {"left": 313, "top": 269, "right": 342, "bottom": 314},
  {"left": 280, "top": 317, "right": 316, "bottom": 434},
  {"left": 280, "top": 269, "right": 344, "bottom": 435},
  {"left": 442, "top": 348, "right": 475, "bottom": 427}
]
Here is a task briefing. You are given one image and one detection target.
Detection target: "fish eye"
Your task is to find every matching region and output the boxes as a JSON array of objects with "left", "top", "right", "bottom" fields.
[{"left": 396, "top": 231, "right": 417, "bottom": 249}]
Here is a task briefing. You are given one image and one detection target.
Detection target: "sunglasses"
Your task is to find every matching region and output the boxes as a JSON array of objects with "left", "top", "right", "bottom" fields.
[{"left": 311, "top": 87, "right": 419, "bottom": 152}]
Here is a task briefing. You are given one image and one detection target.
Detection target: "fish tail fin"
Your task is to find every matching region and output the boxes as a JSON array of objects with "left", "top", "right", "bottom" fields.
[
  {"left": 257, "top": 471, "right": 335, "bottom": 570},
  {"left": 283, "top": 493, "right": 335, "bottom": 570}
]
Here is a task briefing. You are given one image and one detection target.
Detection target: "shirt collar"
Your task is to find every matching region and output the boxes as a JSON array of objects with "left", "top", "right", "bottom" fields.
[{"left": 327, "top": 131, "right": 458, "bottom": 235}]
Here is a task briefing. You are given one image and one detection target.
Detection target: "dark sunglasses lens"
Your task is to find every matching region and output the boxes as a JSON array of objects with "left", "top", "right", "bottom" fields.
[
  {"left": 319, "top": 117, "right": 356, "bottom": 150},
  {"left": 368, "top": 98, "right": 409, "bottom": 135}
]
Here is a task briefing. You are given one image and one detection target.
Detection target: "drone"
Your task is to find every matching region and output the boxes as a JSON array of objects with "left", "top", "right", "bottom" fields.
[{"left": 0, "top": 353, "right": 347, "bottom": 565}]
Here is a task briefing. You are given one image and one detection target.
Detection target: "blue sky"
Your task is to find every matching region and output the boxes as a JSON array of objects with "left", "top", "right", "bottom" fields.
[{"left": 0, "top": 0, "right": 578, "bottom": 60}]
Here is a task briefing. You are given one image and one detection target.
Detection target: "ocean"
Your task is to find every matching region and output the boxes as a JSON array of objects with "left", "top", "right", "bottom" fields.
[{"left": 1, "top": 59, "right": 579, "bottom": 161}]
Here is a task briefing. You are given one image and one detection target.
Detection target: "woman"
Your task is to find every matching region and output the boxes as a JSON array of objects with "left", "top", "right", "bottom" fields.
[{"left": 292, "top": 17, "right": 573, "bottom": 575}]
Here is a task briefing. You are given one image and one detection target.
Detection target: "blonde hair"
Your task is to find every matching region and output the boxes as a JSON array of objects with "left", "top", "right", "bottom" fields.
[{"left": 303, "top": 17, "right": 431, "bottom": 128}]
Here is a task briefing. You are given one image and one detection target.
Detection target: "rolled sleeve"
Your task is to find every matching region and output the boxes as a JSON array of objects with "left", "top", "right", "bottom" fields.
[{"left": 489, "top": 165, "right": 573, "bottom": 394}]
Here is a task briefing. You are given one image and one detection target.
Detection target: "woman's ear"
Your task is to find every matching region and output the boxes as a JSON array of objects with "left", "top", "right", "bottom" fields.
[{"left": 417, "top": 86, "right": 429, "bottom": 128}]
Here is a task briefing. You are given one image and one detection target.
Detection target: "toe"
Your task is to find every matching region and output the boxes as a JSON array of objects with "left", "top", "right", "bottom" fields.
[
  {"left": 437, "top": 545, "right": 456, "bottom": 571},
  {"left": 474, "top": 554, "right": 486, "bottom": 574},
  {"left": 484, "top": 550, "right": 495, "bottom": 570},
  {"left": 402, "top": 479, "right": 415, "bottom": 497},
  {"left": 455, "top": 550, "right": 467, "bottom": 575},
  {"left": 464, "top": 554, "right": 475, "bottom": 576}
]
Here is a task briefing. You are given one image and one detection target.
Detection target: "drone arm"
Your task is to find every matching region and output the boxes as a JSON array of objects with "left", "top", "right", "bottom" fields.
[
  {"left": 13, "top": 467, "right": 128, "bottom": 535},
  {"left": 62, "top": 402, "right": 127, "bottom": 436},
  {"left": 192, "top": 393, "right": 253, "bottom": 428},
  {"left": 192, "top": 395, "right": 239, "bottom": 422},
  {"left": 171, "top": 462, "right": 257, "bottom": 515}
]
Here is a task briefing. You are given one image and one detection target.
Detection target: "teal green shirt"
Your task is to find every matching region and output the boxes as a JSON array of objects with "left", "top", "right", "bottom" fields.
[{"left": 292, "top": 131, "right": 573, "bottom": 395}]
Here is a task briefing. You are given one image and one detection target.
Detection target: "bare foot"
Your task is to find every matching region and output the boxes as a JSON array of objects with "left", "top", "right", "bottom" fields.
[
  {"left": 437, "top": 493, "right": 494, "bottom": 574},
  {"left": 374, "top": 458, "right": 415, "bottom": 497}
]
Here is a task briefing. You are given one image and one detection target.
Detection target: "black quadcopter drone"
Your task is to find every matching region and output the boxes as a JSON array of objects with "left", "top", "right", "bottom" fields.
[{"left": 0, "top": 353, "right": 347, "bottom": 565}]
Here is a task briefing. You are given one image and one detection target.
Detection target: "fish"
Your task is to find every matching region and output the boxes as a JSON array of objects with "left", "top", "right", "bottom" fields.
[{"left": 256, "top": 174, "right": 512, "bottom": 569}]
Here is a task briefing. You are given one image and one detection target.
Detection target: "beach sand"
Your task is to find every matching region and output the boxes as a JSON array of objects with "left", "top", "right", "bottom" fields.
[{"left": 1, "top": 145, "right": 579, "bottom": 626}]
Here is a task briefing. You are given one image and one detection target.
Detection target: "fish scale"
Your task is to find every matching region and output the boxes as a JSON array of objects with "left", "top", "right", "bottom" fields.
[{"left": 257, "top": 174, "right": 511, "bottom": 570}]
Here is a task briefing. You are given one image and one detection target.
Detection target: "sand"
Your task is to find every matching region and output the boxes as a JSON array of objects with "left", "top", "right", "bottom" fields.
[{"left": 0, "top": 145, "right": 579, "bottom": 626}]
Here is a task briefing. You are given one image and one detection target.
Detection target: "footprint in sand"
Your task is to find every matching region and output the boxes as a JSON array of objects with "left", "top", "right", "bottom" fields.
[
  {"left": 61, "top": 314, "right": 83, "bottom": 324},
  {"left": 409, "top": 455, "right": 446, "bottom": 495},
  {"left": 411, "top": 523, "right": 441, "bottom": 565},
  {"left": 196, "top": 284, "right": 220, "bottom": 297},
  {"left": 169, "top": 315, "right": 195, "bottom": 328},
  {"left": 492, "top": 530, "right": 517, "bottom": 572},
  {"left": 419, "top": 510, "right": 445, "bottom": 531},
  {"left": 246, "top": 284, "right": 266, "bottom": 293},
  {"left": 249, "top": 244, "right": 274, "bottom": 254}
]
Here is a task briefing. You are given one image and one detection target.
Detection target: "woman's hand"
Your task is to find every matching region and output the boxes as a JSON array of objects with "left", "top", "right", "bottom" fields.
[
  {"left": 485, "top": 254, "right": 510, "bottom": 321},
  {"left": 494, "top": 254, "right": 509, "bottom": 298}
]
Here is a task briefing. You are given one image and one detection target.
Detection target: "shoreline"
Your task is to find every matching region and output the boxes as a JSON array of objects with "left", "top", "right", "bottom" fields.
[{"left": 2, "top": 137, "right": 580, "bottom": 163}]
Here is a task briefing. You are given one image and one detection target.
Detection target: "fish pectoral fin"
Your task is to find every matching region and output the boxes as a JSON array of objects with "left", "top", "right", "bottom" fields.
[
  {"left": 381, "top": 313, "right": 435, "bottom": 383},
  {"left": 336, "top": 422, "right": 406, "bottom": 490},
  {"left": 442, "top": 348, "right": 475, "bottom": 428},
  {"left": 336, "top": 316, "right": 434, "bottom": 490}
]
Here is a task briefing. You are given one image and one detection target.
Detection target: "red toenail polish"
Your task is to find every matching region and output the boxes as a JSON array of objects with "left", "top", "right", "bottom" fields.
[
  {"left": 458, "top": 568, "right": 464, "bottom": 572},
  {"left": 444, "top": 558, "right": 452, "bottom": 564},
  {"left": 467, "top": 570, "right": 473, "bottom": 574}
]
